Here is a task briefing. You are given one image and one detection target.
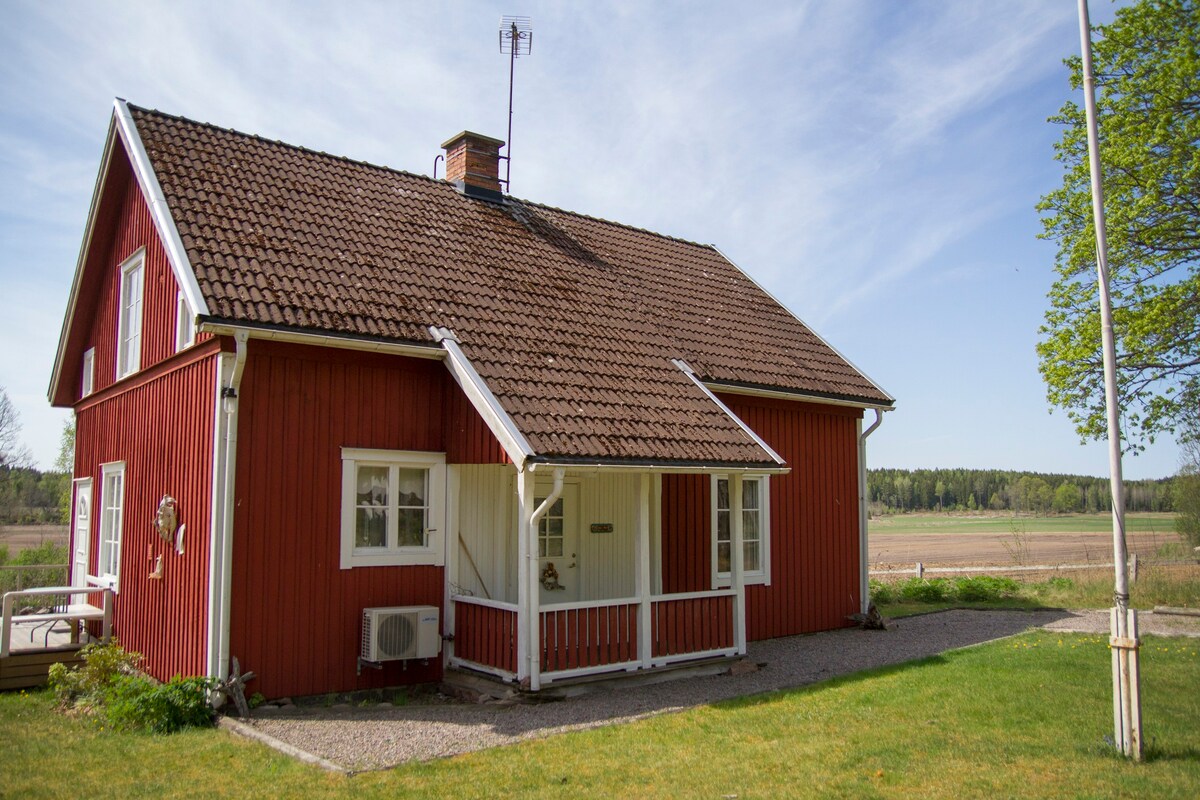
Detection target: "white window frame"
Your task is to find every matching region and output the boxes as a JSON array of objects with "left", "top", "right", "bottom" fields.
[
  {"left": 97, "top": 462, "right": 126, "bottom": 592},
  {"left": 340, "top": 448, "right": 446, "bottom": 569},
  {"left": 115, "top": 249, "right": 145, "bottom": 379},
  {"left": 175, "top": 290, "right": 195, "bottom": 352},
  {"left": 81, "top": 347, "right": 95, "bottom": 397},
  {"left": 711, "top": 474, "right": 771, "bottom": 587}
]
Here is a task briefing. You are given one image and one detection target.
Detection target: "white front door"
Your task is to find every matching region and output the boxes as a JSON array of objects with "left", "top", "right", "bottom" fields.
[
  {"left": 72, "top": 479, "right": 93, "bottom": 589},
  {"left": 536, "top": 484, "right": 579, "bottom": 604}
]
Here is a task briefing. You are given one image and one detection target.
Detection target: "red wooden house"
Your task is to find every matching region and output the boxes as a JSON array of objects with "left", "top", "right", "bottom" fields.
[{"left": 49, "top": 100, "right": 893, "bottom": 699}]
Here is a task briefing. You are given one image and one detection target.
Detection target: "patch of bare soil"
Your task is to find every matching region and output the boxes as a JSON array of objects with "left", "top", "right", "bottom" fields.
[
  {"left": 0, "top": 524, "right": 68, "bottom": 554},
  {"left": 869, "top": 529, "right": 1187, "bottom": 570}
]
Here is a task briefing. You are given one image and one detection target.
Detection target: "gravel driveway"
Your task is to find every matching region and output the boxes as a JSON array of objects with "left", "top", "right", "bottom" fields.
[{"left": 233, "top": 608, "right": 1199, "bottom": 772}]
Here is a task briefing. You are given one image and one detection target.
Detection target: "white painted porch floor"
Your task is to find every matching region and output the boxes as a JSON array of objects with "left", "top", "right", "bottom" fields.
[{"left": 233, "top": 609, "right": 1200, "bottom": 772}]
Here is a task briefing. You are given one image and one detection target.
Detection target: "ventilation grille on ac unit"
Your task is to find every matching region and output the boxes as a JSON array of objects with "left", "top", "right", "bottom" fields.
[{"left": 361, "top": 606, "right": 440, "bottom": 662}]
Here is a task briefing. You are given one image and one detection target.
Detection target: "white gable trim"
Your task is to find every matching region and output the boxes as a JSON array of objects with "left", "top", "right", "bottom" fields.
[
  {"left": 430, "top": 326, "right": 535, "bottom": 470},
  {"left": 673, "top": 358, "right": 787, "bottom": 467},
  {"left": 112, "top": 99, "right": 208, "bottom": 319}
]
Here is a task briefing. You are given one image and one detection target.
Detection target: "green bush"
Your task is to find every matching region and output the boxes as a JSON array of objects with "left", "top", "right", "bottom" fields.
[
  {"left": 953, "top": 576, "right": 1020, "bottom": 602},
  {"left": 102, "top": 674, "right": 216, "bottom": 734},
  {"left": 868, "top": 579, "right": 896, "bottom": 604},
  {"left": 48, "top": 639, "right": 142, "bottom": 705},
  {"left": 899, "top": 577, "right": 952, "bottom": 603}
]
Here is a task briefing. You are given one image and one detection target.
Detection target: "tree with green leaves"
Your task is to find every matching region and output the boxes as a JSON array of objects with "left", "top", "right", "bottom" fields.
[{"left": 1037, "top": 0, "right": 1199, "bottom": 450}]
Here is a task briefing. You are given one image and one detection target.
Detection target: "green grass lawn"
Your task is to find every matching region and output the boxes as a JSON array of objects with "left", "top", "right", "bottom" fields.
[
  {"left": 870, "top": 511, "right": 1178, "bottom": 536},
  {"left": 3, "top": 630, "right": 1198, "bottom": 799}
]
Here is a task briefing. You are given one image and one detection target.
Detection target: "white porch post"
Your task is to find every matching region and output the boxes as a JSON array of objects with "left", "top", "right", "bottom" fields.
[
  {"left": 516, "top": 469, "right": 532, "bottom": 685},
  {"left": 525, "top": 471, "right": 543, "bottom": 691},
  {"left": 636, "top": 472, "right": 653, "bottom": 669},
  {"left": 730, "top": 474, "right": 747, "bottom": 655},
  {"left": 444, "top": 465, "right": 460, "bottom": 664}
]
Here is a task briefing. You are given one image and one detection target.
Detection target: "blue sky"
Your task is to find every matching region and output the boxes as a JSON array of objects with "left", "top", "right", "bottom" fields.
[{"left": 0, "top": 0, "right": 1182, "bottom": 479}]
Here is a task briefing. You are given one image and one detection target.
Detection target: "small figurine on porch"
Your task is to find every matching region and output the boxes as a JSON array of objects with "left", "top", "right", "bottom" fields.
[
  {"left": 154, "top": 495, "right": 178, "bottom": 546},
  {"left": 540, "top": 562, "right": 565, "bottom": 591}
]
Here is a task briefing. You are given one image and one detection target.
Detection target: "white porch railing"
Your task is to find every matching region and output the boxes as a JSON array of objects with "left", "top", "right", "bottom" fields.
[
  {"left": 1, "top": 585, "right": 113, "bottom": 658},
  {"left": 451, "top": 588, "right": 740, "bottom": 685}
]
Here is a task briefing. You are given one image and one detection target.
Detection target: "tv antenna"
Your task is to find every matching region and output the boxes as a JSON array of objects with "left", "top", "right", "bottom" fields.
[{"left": 499, "top": 15, "right": 532, "bottom": 192}]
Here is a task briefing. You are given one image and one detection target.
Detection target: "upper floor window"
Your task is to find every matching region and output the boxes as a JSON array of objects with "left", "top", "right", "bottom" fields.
[
  {"left": 339, "top": 448, "right": 445, "bottom": 569},
  {"left": 81, "top": 347, "right": 95, "bottom": 397},
  {"left": 115, "top": 250, "right": 145, "bottom": 379},
  {"left": 712, "top": 474, "right": 771, "bottom": 587},
  {"left": 175, "top": 291, "right": 195, "bottom": 352}
]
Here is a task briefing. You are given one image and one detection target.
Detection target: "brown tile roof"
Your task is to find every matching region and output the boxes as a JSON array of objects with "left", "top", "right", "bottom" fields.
[{"left": 130, "top": 105, "right": 892, "bottom": 466}]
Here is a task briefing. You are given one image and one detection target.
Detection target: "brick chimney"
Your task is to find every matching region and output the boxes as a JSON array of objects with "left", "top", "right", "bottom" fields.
[{"left": 440, "top": 131, "right": 506, "bottom": 201}]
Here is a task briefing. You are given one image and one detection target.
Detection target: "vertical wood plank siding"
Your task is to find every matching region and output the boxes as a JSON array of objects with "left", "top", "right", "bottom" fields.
[
  {"left": 650, "top": 595, "right": 733, "bottom": 657},
  {"left": 69, "top": 148, "right": 211, "bottom": 404},
  {"left": 73, "top": 350, "right": 217, "bottom": 681},
  {"left": 229, "top": 341, "right": 506, "bottom": 699},
  {"left": 453, "top": 602, "right": 517, "bottom": 673},
  {"left": 660, "top": 396, "right": 863, "bottom": 640}
]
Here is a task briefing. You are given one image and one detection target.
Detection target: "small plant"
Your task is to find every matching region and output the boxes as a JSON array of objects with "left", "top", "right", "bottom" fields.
[
  {"left": 1002, "top": 518, "right": 1032, "bottom": 565},
  {"left": 868, "top": 579, "right": 896, "bottom": 604},
  {"left": 953, "top": 576, "right": 1020, "bottom": 602},
  {"left": 247, "top": 692, "right": 266, "bottom": 710},
  {"left": 48, "top": 639, "right": 142, "bottom": 705},
  {"left": 899, "top": 577, "right": 952, "bottom": 603},
  {"left": 102, "top": 674, "right": 217, "bottom": 734}
]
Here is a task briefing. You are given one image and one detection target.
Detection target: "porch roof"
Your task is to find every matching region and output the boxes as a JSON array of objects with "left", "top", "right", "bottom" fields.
[{"left": 122, "top": 104, "right": 893, "bottom": 466}]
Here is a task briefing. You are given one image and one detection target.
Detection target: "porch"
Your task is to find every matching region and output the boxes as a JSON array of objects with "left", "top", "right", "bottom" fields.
[
  {"left": 445, "top": 464, "right": 767, "bottom": 689},
  {"left": 0, "top": 585, "right": 114, "bottom": 689}
]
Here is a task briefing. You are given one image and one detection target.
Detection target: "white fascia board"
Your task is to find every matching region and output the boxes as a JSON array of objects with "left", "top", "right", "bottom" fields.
[
  {"left": 429, "top": 326, "right": 535, "bottom": 470},
  {"left": 200, "top": 321, "right": 446, "bottom": 360},
  {"left": 673, "top": 358, "right": 787, "bottom": 467},
  {"left": 113, "top": 99, "right": 208, "bottom": 319},
  {"left": 709, "top": 245, "right": 896, "bottom": 406},
  {"left": 48, "top": 116, "right": 121, "bottom": 404},
  {"left": 530, "top": 461, "right": 789, "bottom": 476},
  {"left": 703, "top": 381, "right": 896, "bottom": 412}
]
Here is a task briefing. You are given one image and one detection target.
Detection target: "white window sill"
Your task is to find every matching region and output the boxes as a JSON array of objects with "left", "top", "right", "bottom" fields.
[
  {"left": 716, "top": 573, "right": 770, "bottom": 588},
  {"left": 341, "top": 548, "right": 442, "bottom": 570}
]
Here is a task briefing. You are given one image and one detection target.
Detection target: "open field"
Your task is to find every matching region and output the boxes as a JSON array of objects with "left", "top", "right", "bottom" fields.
[
  {"left": 2, "top": 629, "right": 1198, "bottom": 799},
  {"left": 0, "top": 524, "right": 67, "bottom": 555},
  {"left": 870, "top": 511, "right": 1177, "bottom": 535}
]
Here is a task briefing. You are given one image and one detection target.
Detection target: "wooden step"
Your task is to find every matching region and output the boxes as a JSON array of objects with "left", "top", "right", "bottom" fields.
[{"left": 0, "top": 647, "right": 84, "bottom": 690}]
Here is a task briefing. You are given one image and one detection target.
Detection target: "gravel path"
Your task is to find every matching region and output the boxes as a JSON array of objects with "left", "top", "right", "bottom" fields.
[{"left": 238, "top": 608, "right": 1199, "bottom": 772}]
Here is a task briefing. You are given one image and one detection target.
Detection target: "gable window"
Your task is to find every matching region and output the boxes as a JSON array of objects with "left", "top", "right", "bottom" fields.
[
  {"left": 81, "top": 347, "right": 95, "bottom": 397},
  {"left": 340, "top": 448, "right": 445, "bottom": 569},
  {"left": 98, "top": 462, "right": 125, "bottom": 591},
  {"left": 175, "top": 291, "right": 195, "bottom": 352},
  {"left": 712, "top": 475, "right": 770, "bottom": 586},
  {"left": 115, "top": 250, "right": 145, "bottom": 379}
]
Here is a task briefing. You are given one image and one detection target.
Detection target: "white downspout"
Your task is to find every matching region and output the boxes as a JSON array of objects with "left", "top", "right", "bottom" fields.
[
  {"left": 216, "top": 331, "right": 249, "bottom": 683},
  {"left": 858, "top": 409, "right": 884, "bottom": 614},
  {"left": 526, "top": 465, "right": 564, "bottom": 691}
]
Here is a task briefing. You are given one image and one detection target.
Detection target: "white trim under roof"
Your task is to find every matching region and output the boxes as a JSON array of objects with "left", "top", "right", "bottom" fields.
[
  {"left": 429, "top": 326, "right": 535, "bottom": 470},
  {"left": 200, "top": 321, "right": 446, "bottom": 360},
  {"left": 703, "top": 381, "right": 896, "bottom": 412},
  {"left": 113, "top": 99, "right": 208, "bottom": 319},
  {"left": 672, "top": 359, "right": 787, "bottom": 467},
  {"left": 709, "top": 245, "right": 895, "bottom": 406},
  {"left": 528, "top": 461, "right": 789, "bottom": 475}
]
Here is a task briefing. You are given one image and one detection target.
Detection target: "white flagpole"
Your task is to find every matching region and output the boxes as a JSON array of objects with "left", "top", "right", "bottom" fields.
[{"left": 1075, "top": 0, "right": 1141, "bottom": 760}]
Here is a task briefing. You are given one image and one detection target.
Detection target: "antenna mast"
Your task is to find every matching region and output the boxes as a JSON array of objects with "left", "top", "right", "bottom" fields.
[{"left": 499, "top": 15, "right": 532, "bottom": 192}]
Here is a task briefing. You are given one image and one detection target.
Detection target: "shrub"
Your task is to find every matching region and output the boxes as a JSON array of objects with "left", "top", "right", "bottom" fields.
[
  {"left": 899, "top": 577, "right": 952, "bottom": 603},
  {"left": 102, "top": 674, "right": 216, "bottom": 734},
  {"left": 954, "top": 576, "right": 1020, "bottom": 602},
  {"left": 48, "top": 639, "right": 142, "bottom": 705},
  {"left": 869, "top": 579, "right": 896, "bottom": 604}
]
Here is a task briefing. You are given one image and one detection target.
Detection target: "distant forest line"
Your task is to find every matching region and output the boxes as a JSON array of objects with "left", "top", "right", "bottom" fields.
[{"left": 867, "top": 468, "right": 1174, "bottom": 514}]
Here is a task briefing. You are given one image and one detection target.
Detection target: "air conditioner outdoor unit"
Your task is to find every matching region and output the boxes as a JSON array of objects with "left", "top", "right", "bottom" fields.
[{"left": 361, "top": 606, "right": 441, "bottom": 662}]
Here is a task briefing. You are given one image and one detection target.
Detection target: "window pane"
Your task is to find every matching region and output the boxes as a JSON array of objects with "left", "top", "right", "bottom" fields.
[
  {"left": 356, "top": 466, "right": 388, "bottom": 506},
  {"left": 743, "top": 540, "right": 760, "bottom": 572},
  {"left": 717, "top": 541, "right": 731, "bottom": 574},
  {"left": 396, "top": 468, "right": 425, "bottom": 506},
  {"left": 743, "top": 509, "right": 759, "bottom": 541},
  {"left": 716, "top": 479, "right": 729, "bottom": 511},
  {"left": 355, "top": 507, "right": 387, "bottom": 548},
  {"left": 716, "top": 509, "right": 730, "bottom": 543},
  {"left": 550, "top": 498, "right": 563, "bottom": 516},
  {"left": 548, "top": 539, "right": 563, "bottom": 557},
  {"left": 743, "top": 479, "right": 759, "bottom": 510},
  {"left": 539, "top": 539, "right": 547, "bottom": 558},
  {"left": 397, "top": 508, "right": 425, "bottom": 547}
]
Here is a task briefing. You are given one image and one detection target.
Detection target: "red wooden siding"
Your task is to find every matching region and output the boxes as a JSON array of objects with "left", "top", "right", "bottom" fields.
[
  {"left": 73, "top": 345, "right": 219, "bottom": 682},
  {"left": 454, "top": 602, "right": 517, "bottom": 674},
  {"left": 66, "top": 146, "right": 211, "bottom": 405},
  {"left": 443, "top": 376, "right": 509, "bottom": 465},
  {"left": 650, "top": 594, "right": 733, "bottom": 658},
  {"left": 229, "top": 341, "right": 506, "bottom": 698},
  {"left": 540, "top": 603, "right": 639, "bottom": 672},
  {"left": 660, "top": 396, "right": 863, "bottom": 641}
]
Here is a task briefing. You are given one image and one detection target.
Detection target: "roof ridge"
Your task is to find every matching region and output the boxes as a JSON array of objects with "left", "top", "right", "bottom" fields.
[
  {"left": 125, "top": 102, "right": 717, "bottom": 253},
  {"left": 125, "top": 102, "right": 446, "bottom": 188}
]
